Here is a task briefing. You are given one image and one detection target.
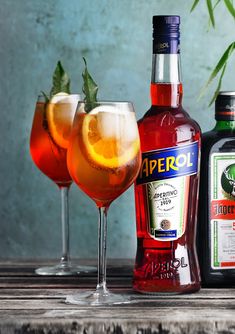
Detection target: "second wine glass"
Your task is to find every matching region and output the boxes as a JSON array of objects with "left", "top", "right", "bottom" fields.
[
  {"left": 30, "top": 94, "right": 96, "bottom": 275},
  {"left": 66, "top": 101, "right": 141, "bottom": 304}
]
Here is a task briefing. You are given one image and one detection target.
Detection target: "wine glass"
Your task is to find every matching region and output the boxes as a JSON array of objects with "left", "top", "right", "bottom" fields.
[
  {"left": 30, "top": 94, "right": 96, "bottom": 275},
  {"left": 66, "top": 101, "right": 141, "bottom": 304}
]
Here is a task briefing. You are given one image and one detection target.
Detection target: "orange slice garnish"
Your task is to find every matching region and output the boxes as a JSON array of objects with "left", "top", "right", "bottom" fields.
[
  {"left": 81, "top": 108, "right": 140, "bottom": 169},
  {"left": 46, "top": 93, "right": 79, "bottom": 149}
]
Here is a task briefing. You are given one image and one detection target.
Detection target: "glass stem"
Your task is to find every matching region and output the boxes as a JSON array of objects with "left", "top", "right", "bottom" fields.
[
  {"left": 96, "top": 206, "right": 108, "bottom": 293},
  {"left": 60, "top": 187, "right": 70, "bottom": 268}
]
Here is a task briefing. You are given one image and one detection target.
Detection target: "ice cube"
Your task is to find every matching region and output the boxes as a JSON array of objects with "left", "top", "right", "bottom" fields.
[
  {"left": 123, "top": 113, "right": 139, "bottom": 142},
  {"left": 97, "top": 112, "right": 124, "bottom": 139},
  {"left": 50, "top": 93, "right": 80, "bottom": 105},
  {"left": 90, "top": 104, "right": 139, "bottom": 142}
]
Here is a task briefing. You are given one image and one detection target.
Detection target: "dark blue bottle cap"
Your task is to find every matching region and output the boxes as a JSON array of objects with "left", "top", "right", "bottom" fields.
[
  {"left": 152, "top": 15, "right": 180, "bottom": 54},
  {"left": 153, "top": 15, "right": 180, "bottom": 26}
]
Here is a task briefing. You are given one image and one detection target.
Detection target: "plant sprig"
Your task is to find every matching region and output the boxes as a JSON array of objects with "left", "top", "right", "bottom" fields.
[
  {"left": 191, "top": 0, "right": 235, "bottom": 105},
  {"left": 42, "top": 61, "right": 71, "bottom": 101},
  {"left": 191, "top": 0, "right": 235, "bottom": 26},
  {"left": 50, "top": 61, "right": 70, "bottom": 97},
  {"left": 190, "top": 0, "right": 200, "bottom": 12},
  {"left": 201, "top": 42, "right": 235, "bottom": 105},
  {"left": 191, "top": 0, "right": 216, "bottom": 27},
  {"left": 224, "top": 0, "right": 235, "bottom": 18},
  {"left": 207, "top": 0, "right": 215, "bottom": 27},
  {"left": 82, "top": 57, "right": 98, "bottom": 112}
]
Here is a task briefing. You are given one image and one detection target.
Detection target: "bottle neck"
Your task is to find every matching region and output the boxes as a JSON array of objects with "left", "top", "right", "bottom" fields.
[
  {"left": 214, "top": 120, "right": 235, "bottom": 131},
  {"left": 151, "top": 53, "right": 183, "bottom": 107}
]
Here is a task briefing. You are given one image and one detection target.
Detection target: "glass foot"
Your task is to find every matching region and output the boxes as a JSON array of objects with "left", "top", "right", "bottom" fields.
[
  {"left": 35, "top": 264, "right": 96, "bottom": 276},
  {"left": 66, "top": 289, "right": 131, "bottom": 306}
]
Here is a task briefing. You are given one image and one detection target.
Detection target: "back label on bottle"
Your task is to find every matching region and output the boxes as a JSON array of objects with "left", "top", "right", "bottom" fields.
[
  {"left": 137, "top": 142, "right": 199, "bottom": 241},
  {"left": 210, "top": 153, "right": 235, "bottom": 269}
]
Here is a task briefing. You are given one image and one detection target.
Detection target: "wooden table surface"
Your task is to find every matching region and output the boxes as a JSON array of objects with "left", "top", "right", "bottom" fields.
[{"left": 0, "top": 259, "right": 234, "bottom": 334}]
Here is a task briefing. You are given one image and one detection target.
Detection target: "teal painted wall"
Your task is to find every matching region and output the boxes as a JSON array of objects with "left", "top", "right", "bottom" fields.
[{"left": 1, "top": 0, "right": 234, "bottom": 259}]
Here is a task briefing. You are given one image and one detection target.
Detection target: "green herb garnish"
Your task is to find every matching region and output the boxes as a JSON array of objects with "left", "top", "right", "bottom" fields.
[
  {"left": 41, "top": 61, "right": 71, "bottom": 146},
  {"left": 42, "top": 61, "right": 71, "bottom": 101},
  {"left": 82, "top": 57, "right": 98, "bottom": 112},
  {"left": 50, "top": 61, "right": 71, "bottom": 97}
]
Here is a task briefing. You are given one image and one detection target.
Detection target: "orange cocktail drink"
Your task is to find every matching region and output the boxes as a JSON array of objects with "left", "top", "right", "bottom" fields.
[
  {"left": 67, "top": 102, "right": 141, "bottom": 207},
  {"left": 30, "top": 94, "right": 79, "bottom": 188}
]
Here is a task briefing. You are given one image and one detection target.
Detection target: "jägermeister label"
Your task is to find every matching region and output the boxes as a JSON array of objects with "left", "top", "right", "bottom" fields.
[{"left": 210, "top": 153, "right": 235, "bottom": 269}]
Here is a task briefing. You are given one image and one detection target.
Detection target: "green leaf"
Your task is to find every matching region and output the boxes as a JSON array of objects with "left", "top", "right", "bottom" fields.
[
  {"left": 209, "top": 63, "right": 227, "bottom": 106},
  {"left": 50, "top": 61, "right": 71, "bottom": 98},
  {"left": 190, "top": 0, "right": 200, "bottom": 12},
  {"left": 206, "top": 0, "right": 215, "bottom": 27},
  {"left": 207, "top": 42, "right": 235, "bottom": 86},
  {"left": 224, "top": 0, "right": 235, "bottom": 18},
  {"left": 207, "top": 0, "right": 221, "bottom": 30},
  {"left": 82, "top": 57, "right": 98, "bottom": 112},
  {"left": 199, "top": 42, "right": 235, "bottom": 100},
  {"left": 215, "top": 0, "right": 222, "bottom": 7}
]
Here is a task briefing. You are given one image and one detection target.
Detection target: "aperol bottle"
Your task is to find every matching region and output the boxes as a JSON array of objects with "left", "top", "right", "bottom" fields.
[{"left": 133, "top": 16, "right": 201, "bottom": 294}]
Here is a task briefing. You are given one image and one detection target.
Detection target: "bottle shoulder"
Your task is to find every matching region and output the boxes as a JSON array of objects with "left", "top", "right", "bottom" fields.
[
  {"left": 139, "top": 106, "right": 200, "bottom": 128},
  {"left": 138, "top": 106, "right": 201, "bottom": 150},
  {"left": 203, "top": 128, "right": 235, "bottom": 139},
  {"left": 202, "top": 129, "right": 235, "bottom": 155}
]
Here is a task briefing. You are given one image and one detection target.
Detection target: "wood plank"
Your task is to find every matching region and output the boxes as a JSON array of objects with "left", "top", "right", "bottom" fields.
[
  {"left": 0, "top": 288, "right": 234, "bottom": 299},
  {"left": 0, "top": 320, "right": 232, "bottom": 334},
  {"left": 1, "top": 297, "right": 235, "bottom": 309},
  {"left": 0, "top": 277, "right": 132, "bottom": 289},
  {"left": 0, "top": 260, "right": 233, "bottom": 333},
  {"left": 0, "top": 305, "right": 234, "bottom": 334},
  {"left": 0, "top": 259, "right": 134, "bottom": 289}
]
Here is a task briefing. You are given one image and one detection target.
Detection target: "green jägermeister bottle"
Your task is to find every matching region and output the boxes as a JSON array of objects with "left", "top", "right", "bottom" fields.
[{"left": 198, "top": 91, "right": 235, "bottom": 286}]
